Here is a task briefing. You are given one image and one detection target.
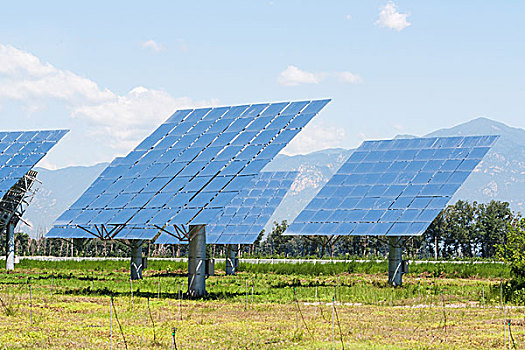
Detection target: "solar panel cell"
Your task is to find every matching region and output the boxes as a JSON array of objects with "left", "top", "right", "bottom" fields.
[
  {"left": 90, "top": 209, "right": 120, "bottom": 224},
  {"left": 144, "top": 191, "right": 173, "bottom": 207},
  {"left": 111, "top": 208, "right": 139, "bottom": 224},
  {"left": 416, "top": 209, "right": 442, "bottom": 222},
  {"left": 260, "top": 102, "right": 288, "bottom": 116},
  {"left": 70, "top": 194, "right": 97, "bottom": 209}
]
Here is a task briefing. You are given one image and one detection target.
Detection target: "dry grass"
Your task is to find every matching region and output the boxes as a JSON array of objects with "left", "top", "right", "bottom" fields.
[
  {"left": 0, "top": 286, "right": 522, "bottom": 349},
  {"left": 0, "top": 261, "right": 522, "bottom": 349}
]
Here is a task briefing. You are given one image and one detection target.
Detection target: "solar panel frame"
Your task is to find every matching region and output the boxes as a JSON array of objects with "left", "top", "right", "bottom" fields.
[
  {"left": 285, "top": 135, "right": 499, "bottom": 237},
  {"left": 47, "top": 100, "right": 330, "bottom": 240}
]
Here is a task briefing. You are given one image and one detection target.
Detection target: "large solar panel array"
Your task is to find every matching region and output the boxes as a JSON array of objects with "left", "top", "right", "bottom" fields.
[
  {"left": 47, "top": 100, "right": 330, "bottom": 240},
  {"left": 285, "top": 135, "right": 498, "bottom": 237},
  {"left": 0, "top": 130, "right": 68, "bottom": 198},
  {"left": 155, "top": 171, "right": 298, "bottom": 245}
]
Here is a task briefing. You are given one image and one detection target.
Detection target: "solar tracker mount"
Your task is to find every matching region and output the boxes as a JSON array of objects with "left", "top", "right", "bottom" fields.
[
  {"left": 284, "top": 135, "right": 499, "bottom": 285},
  {"left": 46, "top": 100, "right": 331, "bottom": 295},
  {"left": 0, "top": 129, "right": 69, "bottom": 270}
]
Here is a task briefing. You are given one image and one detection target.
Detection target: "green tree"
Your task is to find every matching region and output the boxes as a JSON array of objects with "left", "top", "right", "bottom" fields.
[
  {"left": 252, "top": 229, "right": 265, "bottom": 254},
  {"left": 264, "top": 221, "right": 290, "bottom": 255},
  {"left": 15, "top": 232, "right": 29, "bottom": 256},
  {"left": 423, "top": 211, "right": 447, "bottom": 259},
  {"left": 497, "top": 217, "right": 525, "bottom": 279},
  {"left": 445, "top": 200, "right": 476, "bottom": 257},
  {"left": 475, "top": 200, "right": 513, "bottom": 258}
]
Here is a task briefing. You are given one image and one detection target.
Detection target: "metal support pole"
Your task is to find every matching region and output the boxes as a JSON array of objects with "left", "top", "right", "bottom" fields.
[
  {"left": 6, "top": 221, "right": 15, "bottom": 271},
  {"left": 225, "top": 244, "right": 238, "bottom": 275},
  {"left": 434, "top": 235, "right": 438, "bottom": 260},
  {"left": 188, "top": 225, "right": 206, "bottom": 298},
  {"left": 130, "top": 240, "right": 143, "bottom": 280},
  {"left": 388, "top": 236, "right": 403, "bottom": 286}
]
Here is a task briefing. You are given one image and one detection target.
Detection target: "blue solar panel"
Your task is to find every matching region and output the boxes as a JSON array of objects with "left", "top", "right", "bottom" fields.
[
  {"left": 46, "top": 226, "right": 95, "bottom": 239},
  {"left": 155, "top": 171, "right": 298, "bottom": 245},
  {"left": 47, "top": 101, "right": 329, "bottom": 239},
  {"left": 0, "top": 130, "right": 68, "bottom": 200},
  {"left": 285, "top": 135, "right": 498, "bottom": 237}
]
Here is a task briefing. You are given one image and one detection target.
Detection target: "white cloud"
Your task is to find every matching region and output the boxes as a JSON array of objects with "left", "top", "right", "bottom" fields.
[
  {"left": 0, "top": 44, "right": 113, "bottom": 104},
  {"left": 376, "top": 1, "right": 411, "bottom": 31},
  {"left": 335, "top": 71, "right": 362, "bottom": 84},
  {"left": 277, "top": 65, "right": 320, "bottom": 87},
  {"left": 73, "top": 88, "right": 217, "bottom": 150},
  {"left": 140, "top": 39, "right": 165, "bottom": 52},
  {"left": 281, "top": 120, "right": 346, "bottom": 155},
  {"left": 277, "top": 65, "right": 362, "bottom": 87},
  {"left": 345, "top": 14, "right": 352, "bottom": 21},
  {"left": 392, "top": 123, "right": 404, "bottom": 132},
  {"left": 0, "top": 45, "right": 55, "bottom": 77},
  {"left": 0, "top": 44, "right": 216, "bottom": 152}
]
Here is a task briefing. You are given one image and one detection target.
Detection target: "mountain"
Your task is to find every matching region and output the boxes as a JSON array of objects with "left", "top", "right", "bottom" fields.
[
  {"left": 21, "top": 118, "right": 525, "bottom": 238},
  {"left": 425, "top": 117, "right": 525, "bottom": 212}
]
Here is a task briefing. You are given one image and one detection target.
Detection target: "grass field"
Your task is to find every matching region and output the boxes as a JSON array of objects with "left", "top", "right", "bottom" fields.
[{"left": 0, "top": 259, "right": 522, "bottom": 349}]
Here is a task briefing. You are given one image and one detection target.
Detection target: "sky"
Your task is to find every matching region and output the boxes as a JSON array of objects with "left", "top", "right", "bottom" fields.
[{"left": 0, "top": 1, "right": 524, "bottom": 169}]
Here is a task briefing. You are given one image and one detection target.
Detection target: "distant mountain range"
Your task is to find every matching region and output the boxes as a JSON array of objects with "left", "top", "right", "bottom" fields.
[{"left": 22, "top": 117, "right": 525, "bottom": 238}]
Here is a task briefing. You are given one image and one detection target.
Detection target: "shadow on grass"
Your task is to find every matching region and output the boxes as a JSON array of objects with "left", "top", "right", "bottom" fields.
[
  {"left": 33, "top": 273, "right": 108, "bottom": 282},
  {"left": 149, "top": 271, "right": 186, "bottom": 278},
  {"left": 61, "top": 286, "right": 249, "bottom": 300},
  {"left": 269, "top": 278, "right": 393, "bottom": 289}
]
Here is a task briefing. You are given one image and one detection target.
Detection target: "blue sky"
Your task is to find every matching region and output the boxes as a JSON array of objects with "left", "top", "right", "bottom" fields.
[{"left": 0, "top": 1, "right": 524, "bottom": 169}]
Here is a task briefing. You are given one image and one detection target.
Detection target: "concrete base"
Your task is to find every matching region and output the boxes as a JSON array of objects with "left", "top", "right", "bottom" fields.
[
  {"left": 225, "top": 245, "right": 238, "bottom": 275},
  {"left": 130, "top": 240, "right": 143, "bottom": 280},
  {"left": 188, "top": 225, "right": 206, "bottom": 298},
  {"left": 388, "top": 237, "right": 404, "bottom": 286},
  {"left": 5, "top": 222, "right": 15, "bottom": 271}
]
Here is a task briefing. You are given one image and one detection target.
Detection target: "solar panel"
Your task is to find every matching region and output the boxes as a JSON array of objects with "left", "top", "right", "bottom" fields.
[
  {"left": 48, "top": 100, "right": 329, "bottom": 240},
  {"left": 0, "top": 130, "right": 68, "bottom": 200},
  {"left": 154, "top": 171, "right": 298, "bottom": 245},
  {"left": 285, "top": 135, "right": 498, "bottom": 237},
  {"left": 46, "top": 226, "right": 96, "bottom": 239}
]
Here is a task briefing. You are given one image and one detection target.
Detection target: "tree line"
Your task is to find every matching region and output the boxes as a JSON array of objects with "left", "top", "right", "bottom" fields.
[
  {"left": 257, "top": 200, "right": 517, "bottom": 259},
  {"left": 3, "top": 200, "right": 519, "bottom": 260}
]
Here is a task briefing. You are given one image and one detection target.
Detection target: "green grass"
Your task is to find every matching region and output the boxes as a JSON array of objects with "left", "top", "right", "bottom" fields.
[
  {"left": 16, "top": 258, "right": 511, "bottom": 279},
  {"left": 15, "top": 258, "right": 188, "bottom": 272},
  {"left": 0, "top": 259, "right": 520, "bottom": 349},
  {"left": 239, "top": 260, "right": 510, "bottom": 279},
  {"left": 10, "top": 259, "right": 510, "bottom": 305}
]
